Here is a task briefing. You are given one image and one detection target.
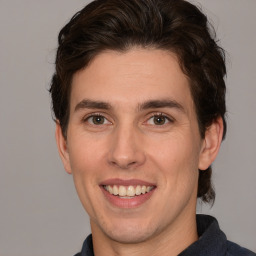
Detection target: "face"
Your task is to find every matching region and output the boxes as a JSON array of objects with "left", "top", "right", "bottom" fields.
[{"left": 56, "top": 48, "right": 220, "bottom": 244}]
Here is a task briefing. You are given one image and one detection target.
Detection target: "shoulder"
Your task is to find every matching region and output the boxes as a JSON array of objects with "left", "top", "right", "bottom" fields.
[
  {"left": 191, "top": 215, "right": 256, "bottom": 256},
  {"left": 226, "top": 240, "right": 256, "bottom": 256},
  {"left": 74, "top": 234, "right": 94, "bottom": 256}
]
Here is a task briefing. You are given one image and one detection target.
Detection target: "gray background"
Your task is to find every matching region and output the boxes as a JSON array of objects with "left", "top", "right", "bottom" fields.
[{"left": 0, "top": 0, "right": 255, "bottom": 255}]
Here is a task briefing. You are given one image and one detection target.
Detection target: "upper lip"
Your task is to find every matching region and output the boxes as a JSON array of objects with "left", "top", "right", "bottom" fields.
[{"left": 100, "top": 178, "right": 156, "bottom": 187}]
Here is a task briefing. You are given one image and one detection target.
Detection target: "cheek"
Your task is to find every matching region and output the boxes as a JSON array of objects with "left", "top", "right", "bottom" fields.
[
  {"left": 149, "top": 132, "right": 200, "bottom": 169},
  {"left": 68, "top": 133, "right": 104, "bottom": 171},
  {"left": 148, "top": 133, "right": 200, "bottom": 193},
  {"left": 67, "top": 138, "right": 104, "bottom": 217},
  {"left": 67, "top": 136, "right": 104, "bottom": 194}
]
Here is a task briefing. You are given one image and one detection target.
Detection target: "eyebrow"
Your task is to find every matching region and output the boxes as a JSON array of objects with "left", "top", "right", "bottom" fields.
[
  {"left": 74, "top": 98, "right": 185, "bottom": 113},
  {"left": 138, "top": 99, "right": 185, "bottom": 113},
  {"left": 74, "top": 99, "right": 111, "bottom": 112}
]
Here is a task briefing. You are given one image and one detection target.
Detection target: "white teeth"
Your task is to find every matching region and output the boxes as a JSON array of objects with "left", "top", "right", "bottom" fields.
[
  {"left": 108, "top": 186, "right": 113, "bottom": 194},
  {"left": 135, "top": 185, "right": 142, "bottom": 195},
  {"left": 127, "top": 186, "right": 135, "bottom": 196},
  {"left": 119, "top": 186, "right": 126, "bottom": 196},
  {"left": 113, "top": 185, "right": 118, "bottom": 195},
  {"left": 141, "top": 185, "right": 146, "bottom": 194},
  {"left": 104, "top": 185, "right": 153, "bottom": 197}
]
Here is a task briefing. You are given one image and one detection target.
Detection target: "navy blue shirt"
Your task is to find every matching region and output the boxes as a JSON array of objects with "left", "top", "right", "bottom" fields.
[{"left": 74, "top": 215, "right": 255, "bottom": 256}]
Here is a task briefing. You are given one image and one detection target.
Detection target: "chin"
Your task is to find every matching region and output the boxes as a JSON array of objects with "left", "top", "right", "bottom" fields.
[
  {"left": 107, "top": 229, "right": 153, "bottom": 244},
  {"left": 100, "top": 220, "right": 158, "bottom": 244}
]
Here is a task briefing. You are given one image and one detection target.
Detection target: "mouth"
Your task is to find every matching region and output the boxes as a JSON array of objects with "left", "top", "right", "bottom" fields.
[
  {"left": 100, "top": 179, "right": 156, "bottom": 208},
  {"left": 103, "top": 185, "right": 154, "bottom": 198}
]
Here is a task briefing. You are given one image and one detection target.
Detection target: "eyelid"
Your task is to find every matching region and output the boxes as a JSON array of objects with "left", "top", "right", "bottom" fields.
[
  {"left": 82, "top": 112, "right": 112, "bottom": 124},
  {"left": 81, "top": 111, "right": 174, "bottom": 125},
  {"left": 145, "top": 112, "right": 174, "bottom": 125}
]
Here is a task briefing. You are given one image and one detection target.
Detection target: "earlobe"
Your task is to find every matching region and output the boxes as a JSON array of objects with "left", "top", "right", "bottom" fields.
[
  {"left": 55, "top": 122, "right": 72, "bottom": 174},
  {"left": 198, "top": 117, "right": 224, "bottom": 171}
]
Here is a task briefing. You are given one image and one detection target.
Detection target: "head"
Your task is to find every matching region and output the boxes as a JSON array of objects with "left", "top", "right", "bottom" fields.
[{"left": 50, "top": 0, "right": 226, "bottom": 206}]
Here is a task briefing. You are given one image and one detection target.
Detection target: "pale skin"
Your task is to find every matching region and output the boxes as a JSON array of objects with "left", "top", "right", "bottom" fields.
[{"left": 56, "top": 48, "right": 223, "bottom": 256}]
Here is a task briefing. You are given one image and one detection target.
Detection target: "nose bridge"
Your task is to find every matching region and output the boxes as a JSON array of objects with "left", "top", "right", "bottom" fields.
[{"left": 108, "top": 121, "right": 145, "bottom": 169}]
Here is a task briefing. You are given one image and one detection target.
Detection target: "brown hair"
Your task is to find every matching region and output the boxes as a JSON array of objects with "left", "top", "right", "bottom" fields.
[{"left": 50, "top": 0, "right": 227, "bottom": 204}]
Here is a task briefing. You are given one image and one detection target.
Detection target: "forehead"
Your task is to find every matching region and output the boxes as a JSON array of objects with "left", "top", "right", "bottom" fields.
[{"left": 70, "top": 48, "right": 193, "bottom": 112}]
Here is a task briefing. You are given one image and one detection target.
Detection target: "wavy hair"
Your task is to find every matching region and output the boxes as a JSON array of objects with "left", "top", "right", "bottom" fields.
[{"left": 50, "top": 0, "right": 227, "bottom": 204}]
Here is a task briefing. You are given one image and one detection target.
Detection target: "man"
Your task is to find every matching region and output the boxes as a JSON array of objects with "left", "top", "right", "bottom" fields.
[{"left": 50, "top": 0, "right": 255, "bottom": 255}]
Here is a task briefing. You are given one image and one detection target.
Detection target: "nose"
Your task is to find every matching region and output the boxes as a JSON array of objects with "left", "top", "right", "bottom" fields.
[{"left": 107, "top": 124, "right": 146, "bottom": 169}]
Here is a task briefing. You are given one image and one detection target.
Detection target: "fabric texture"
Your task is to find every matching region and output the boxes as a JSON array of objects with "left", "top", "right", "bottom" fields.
[{"left": 74, "top": 215, "right": 255, "bottom": 256}]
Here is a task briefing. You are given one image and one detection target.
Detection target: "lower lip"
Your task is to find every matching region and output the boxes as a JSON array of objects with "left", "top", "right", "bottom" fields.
[{"left": 100, "top": 186, "right": 155, "bottom": 208}]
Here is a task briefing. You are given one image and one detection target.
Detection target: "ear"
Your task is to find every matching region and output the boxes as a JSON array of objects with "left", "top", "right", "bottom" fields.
[
  {"left": 55, "top": 122, "right": 72, "bottom": 174},
  {"left": 198, "top": 117, "right": 224, "bottom": 170}
]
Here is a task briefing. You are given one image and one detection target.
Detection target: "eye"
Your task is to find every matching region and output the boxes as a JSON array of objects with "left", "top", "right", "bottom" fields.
[
  {"left": 147, "top": 114, "right": 172, "bottom": 126},
  {"left": 85, "top": 114, "right": 111, "bottom": 125}
]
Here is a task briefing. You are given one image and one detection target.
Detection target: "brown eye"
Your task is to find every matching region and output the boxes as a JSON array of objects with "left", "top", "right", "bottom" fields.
[
  {"left": 86, "top": 115, "right": 110, "bottom": 125},
  {"left": 153, "top": 115, "right": 167, "bottom": 125},
  {"left": 146, "top": 114, "right": 172, "bottom": 126},
  {"left": 92, "top": 116, "right": 105, "bottom": 124}
]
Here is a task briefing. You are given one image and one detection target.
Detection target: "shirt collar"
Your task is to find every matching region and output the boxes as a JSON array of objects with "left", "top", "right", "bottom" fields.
[{"left": 179, "top": 214, "right": 227, "bottom": 256}]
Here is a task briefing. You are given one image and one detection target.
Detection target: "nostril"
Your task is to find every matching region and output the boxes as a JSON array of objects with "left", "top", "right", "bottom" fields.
[
  {"left": 128, "top": 161, "right": 137, "bottom": 167},
  {"left": 110, "top": 160, "right": 137, "bottom": 169}
]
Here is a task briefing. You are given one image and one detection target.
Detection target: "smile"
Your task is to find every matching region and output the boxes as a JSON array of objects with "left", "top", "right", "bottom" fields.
[
  {"left": 100, "top": 179, "right": 156, "bottom": 208},
  {"left": 103, "top": 185, "right": 154, "bottom": 197}
]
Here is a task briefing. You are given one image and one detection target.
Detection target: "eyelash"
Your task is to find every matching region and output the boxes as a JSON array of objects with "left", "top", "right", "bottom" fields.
[
  {"left": 146, "top": 113, "right": 174, "bottom": 126},
  {"left": 82, "top": 113, "right": 111, "bottom": 125},
  {"left": 82, "top": 112, "right": 174, "bottom": 126}
]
